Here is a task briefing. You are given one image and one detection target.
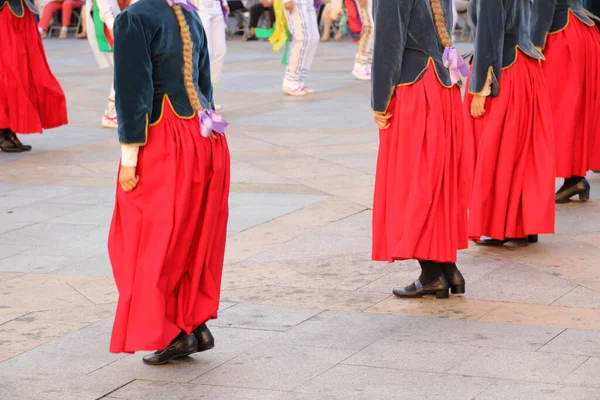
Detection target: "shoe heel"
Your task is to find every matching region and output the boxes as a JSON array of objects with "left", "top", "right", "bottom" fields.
[
  {"left": 436, "top": 289, "right": 450, "bottom": 299},
  {"left": 579, "top": 188, "right": 590, "bottom": 201},
  {"left": 528, "top": 235, "right": 538, "bottom": 244},
  {"left": 451, "top": 285, "right": 465, "bottom": 295}
]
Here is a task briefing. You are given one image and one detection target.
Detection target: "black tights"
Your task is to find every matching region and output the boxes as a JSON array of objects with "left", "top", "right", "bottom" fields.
[{"left": 417, "top": 261, "right": 458, "bottom": 284}]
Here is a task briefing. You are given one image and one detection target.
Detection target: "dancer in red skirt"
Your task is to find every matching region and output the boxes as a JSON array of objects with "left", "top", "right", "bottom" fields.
[
  {"left": 108, "top": 0, "right": 230, "bottom": 365},
  {"left": 0, "top": 0, "right": 68, "bottom": 153},
  {"left": 532, "top": 0, "right": 600, "bottom": 203},
  {"left": 372, "top": 0, "right": 472, "bottom": 299},
  {"left": 465, "top": 0, "right": 555, "bottom": 247}
]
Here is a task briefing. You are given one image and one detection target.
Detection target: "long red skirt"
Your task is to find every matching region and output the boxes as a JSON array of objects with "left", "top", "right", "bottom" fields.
[
  {"left": 0, "top": 7, "right": 68, "bottom": 133},
  {"left": 108, "top": 104, "right": 230, "bottom": 353},
  {"left": 542, "top": 14, "right": 600, "bottom": 176},
  {"left": 372, "top": 65, "right": 472, "bottom": 263},
  {"left": 464, "top": 53, "right": 555, "bottom": 241}
]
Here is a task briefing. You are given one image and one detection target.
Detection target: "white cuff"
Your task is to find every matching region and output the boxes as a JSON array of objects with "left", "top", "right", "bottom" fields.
[{"left": 121, "top": 145, "right": 139, "bottom": 167}]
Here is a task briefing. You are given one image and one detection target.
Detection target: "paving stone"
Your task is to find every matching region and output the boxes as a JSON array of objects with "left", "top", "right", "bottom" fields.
[
  {"left": 49, "top": 205, "right": 114, "bottom": 226},
  {"left": 553, "top": 286, "right": 600, "bottom": 309},
  {"left": 474, "top": 381, "right": 600, "bottom": 400},
  {"left": 0, "top": 253, "right": 74, "bottom": 274},
  {"left": 449, "top": 348, "right": 587, "bottom": 383},
  {"left": 90, "top": 326, "right": 281, "bottom": 383},
  {"left": 108, "top": 381, "right": 286, "bottom": 400},
  {"left": 46, "top": 186, "right": 116, "bottom": 206},
  {"left": 0, "top": 222, "right": 98, "bottom": 244},
  {"left": 0, "top": 221, "right": 34, "bottom": 234},
  {"left": 0, "top": 318, "right": 126, "bottom": 377},
  {"left": 259, "top": 287, "right": 389, "bottom": 312},
  {"left": 53, "top": 252, "right": 112, "bottom": 276},
  {"left": 213, "top": 304, "right": 322, "bottom": 331},
  {"left": 481, "top": 303, "right": 600, "bottom": 330},
  {"left": 562, "top": 357, "right": 600, "bottom": 388},
  {"left": 295, "top": 364, "right": 494, "bottom": 400},
  {"left": 57, "top": 275, "right": 117, "bottom": 304},
  {"left": 343, "top": 337, "right": 480, "bottom": 373},
  {"left": 3, "top": 202, "right": 94, "bottom": 223},
  {"left": 0, "top": 374, "right": 132, "bottom": 400},
  {"left": 193, "top": 343, "right": 356, "bottom": 391},
  {"left": 539, "top": 329, "right": 600, "bottom": 358}
]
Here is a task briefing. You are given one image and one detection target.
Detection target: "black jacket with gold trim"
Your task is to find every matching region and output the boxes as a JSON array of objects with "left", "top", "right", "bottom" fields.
[
  {"left": 0, "top": 0, "right": 37, "bottom": 16},
  {"left": 468, "top": 0, "right": 544, "bottom": 96},
  {"left": 531, "top": 0, "right": 600, "bottom": 50},
  {"left": 371, "top": 0, "right": 455, "bottom": 113}
]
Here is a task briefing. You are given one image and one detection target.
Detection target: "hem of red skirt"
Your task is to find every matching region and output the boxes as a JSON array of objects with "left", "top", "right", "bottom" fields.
[
  {"left": 372, "top": 253, "right": 465, "bottom": 264},
  {"left": 469, "top": 231, "right": 554, "bottom": 241}
]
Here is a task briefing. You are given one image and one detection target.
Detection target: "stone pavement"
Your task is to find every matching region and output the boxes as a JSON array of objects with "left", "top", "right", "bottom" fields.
[{"left": 1, "top": 38, "right": 600, "bottom": 400}]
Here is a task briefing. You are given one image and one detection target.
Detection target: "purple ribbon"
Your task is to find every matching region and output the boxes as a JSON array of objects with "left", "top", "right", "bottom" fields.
[
  {"left": 442, "top": 46, "right": 472, "bottom": 84},
  {"left": 166, "top": 0, "right": 198, "bottom": 12},
  {"left": 199, "top": 109, "right": 229, "bottom": 138}
]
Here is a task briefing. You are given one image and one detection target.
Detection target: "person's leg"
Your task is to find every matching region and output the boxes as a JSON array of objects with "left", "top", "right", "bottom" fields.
[
  {"left": 77, "top": 4, "right": 87, "bottom": 38},
  {"left": 38, "top": 1, "right": 62, "bottom": 33},
  {"left": 209, "top": 13, "right": 227, "bottom": 88},
  {"left": 298, "top": 0, "right": 319, "bottom": 87},
  {"left": 321, "top": 3, "right": 333, "bottom": 41},
  {"left": 353, "top": 0, "right": 373, "bottom": 78},
  {"left": 283, "top": 2, "right": 307, "bottom": 93},
  {"left": 102, "top": 85, "right": 117, "bottom": 128},
  {"left": 249, "top": 3, "right": 265, "bottom": 29}
]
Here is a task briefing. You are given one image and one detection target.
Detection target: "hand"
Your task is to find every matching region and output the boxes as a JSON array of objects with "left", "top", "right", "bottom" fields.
[
  {"left": 119, "top": 166, "right": 139, "bottom": 192},
  {"left": 284, "top": 0, "right": 294, "bottom": 12},
  {"left": 224, "top": 4, "right": 230, "bottom": 15},
  {"left": 358, "top": 0, "right": 367, "bottom": 8},
  {"left": 470, "top": 95, "right": 487, "bottom": 118},
  {"left": 374, "top": 112, "right": 392, "bottom": 129}
]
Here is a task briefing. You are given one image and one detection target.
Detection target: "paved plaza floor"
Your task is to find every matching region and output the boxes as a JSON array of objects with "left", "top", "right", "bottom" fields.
[{"left": 1, "top": 38, "right": 600, "bottom": 399}]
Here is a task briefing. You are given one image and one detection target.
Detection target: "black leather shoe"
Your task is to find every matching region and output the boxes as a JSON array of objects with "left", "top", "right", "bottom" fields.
[
  {"left": 556, "top": 178, "right": 590, "bottom": 203},
  {"left": 442, "top": 266, "right": 466, "bottom": 295},
  {"left": 192, "top": 323, "right": 215, "bottom": 353},
  {"left": 477, "top": 237, "right": 529, "bottom": 247},
  {"left": 142, "top": 333, "right": 198, "bottom": 365},
  {"left": 393, "top": 276, "right": 450, "bottom": 299}
]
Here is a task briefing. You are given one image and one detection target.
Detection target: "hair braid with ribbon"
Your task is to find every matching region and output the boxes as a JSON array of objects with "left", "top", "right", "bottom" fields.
[
  {"left": 167, "top": 0, "right": 229, "bottom": 137},
  {"left": 428, "top": 0, "right": 471, "bottom": 84}
]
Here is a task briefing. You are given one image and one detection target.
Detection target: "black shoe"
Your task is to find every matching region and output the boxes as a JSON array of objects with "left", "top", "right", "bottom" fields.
[
  {"left": 142, "top": 333, "right": 198, "bottom": 365},
  {"left": 393, "top": 276, "right": 450, "bottom": 299},
  {"left": 441, "top": 263, "right": 466, "bottom": 295},
  {"left": 477, "top": 237, "right": 529, "bottom": 247},
  {"left": 556, "top": 178, "right": 590, "bottom": 203},
  {"left": 192, "top": 323, "right": 215, "bottom": 353}
]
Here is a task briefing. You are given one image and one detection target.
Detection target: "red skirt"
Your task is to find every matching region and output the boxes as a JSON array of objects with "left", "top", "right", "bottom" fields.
[
  {"left": 542, "top": 14, "right": 600, "bottom": 176},
  {"left": 372, "top": 65, "right": 472, "bottom": 263},
  {"left": 108, "top": 104, "right": 230, "bottom": 353},
  {"left": 464, "top": 53, "right": 555, "bottom": 241},
  {"left": 0, "top": 7, "right": 68, "bottom": 134}
]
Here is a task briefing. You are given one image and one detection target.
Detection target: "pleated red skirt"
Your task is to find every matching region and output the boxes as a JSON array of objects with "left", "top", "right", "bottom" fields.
[
  {"left": 108, "top": 104, "right": 230, "bottom": 353},
  {"left": 0, "top": 7, "right": 68, "bottom": 134},
  {"left": 372, "top": 64, "right": 472, "bottom": 263},
  {"left": 542, "top": 14, "right": 600, "bottom": 176},
  {"left": 464, "top": 53, "right": 555, "bottom": 241}
]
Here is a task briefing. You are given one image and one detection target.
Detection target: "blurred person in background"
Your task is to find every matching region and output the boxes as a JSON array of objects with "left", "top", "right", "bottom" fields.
[{"left": 38, "top": 0, "right": 84, "bottom": 39}]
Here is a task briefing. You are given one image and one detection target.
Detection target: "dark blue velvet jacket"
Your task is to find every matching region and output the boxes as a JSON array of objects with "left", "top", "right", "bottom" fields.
[
  {"left": 113, "top": 0, "right": 213, "bottom": 145},
  {"left": 371, "top": 0, "right": 455, "bottom": 113},
  {"left": 531, "top": 0, "right": 600, "bottom": 49},
  {"left": 0, "top": 0, "right": 37, "bottom": 15},
  {"left": 468, "top": 0, "right": 544, "bottom": 96}
]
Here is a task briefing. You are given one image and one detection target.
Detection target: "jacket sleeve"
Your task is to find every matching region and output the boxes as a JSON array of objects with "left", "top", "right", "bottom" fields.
[
  {"left": 468, "top": 0, "right": 505, "bottom": 96},
  {"left": 370, "top": 0, "right": 411, "bottom": 113},
  {"left": 113, "top": 10, "right": 154, "bottom": 145},
  {"left": 197, "top": 23, "right": 215, "bottom": 110},
  {"left": 530, "top": 0, "right": 556, "bottom": 49}
]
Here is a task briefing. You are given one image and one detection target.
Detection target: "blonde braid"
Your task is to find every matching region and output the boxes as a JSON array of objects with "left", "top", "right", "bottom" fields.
[
  {"left": 172, "top": 4, "right": 203, "bottom": 112},
  {"left": 429, "top": 0, "right": 452, "bottom": 48}
]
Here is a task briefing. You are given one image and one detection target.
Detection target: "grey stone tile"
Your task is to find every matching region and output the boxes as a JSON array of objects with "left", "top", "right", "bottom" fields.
[
  {"left": 49, "top": 205, "right": 114, "bottom": 226},
  {"left": 108, "top": 381, "right": 285, "bottom": 400},
  {"left": 539, "top": 329, "right": 600, "bottom": 357},
  {"left": 213, "top": 304, "right": 322, "bottom": 331},
  {"left": 192, "top": 343, "right": 356, "bottom": 391},
  {"left": 0, "top": 185, "right": 77, "bottom": 202},
  {"left": 563, "top": 357, "right": 600, "bottom": 388},
  {"left": 0, "top": 221, "right": 33, "bottom": 234},
  {"left": 474, "top": 380, "right": 600, "bottom": 400},
  {"left": 273, "top": 311, "right": 417, "bottom": 350},
  {"left": 0, "top": 374, "right": 132, "bottom": 400},
  {"left": 0, "top": 253, "right": 74, "bottom": 273},
  {"left": 3, "top": 202, "right": 94, "bottom": 223},
  {"left": 449, "top": 348, "right": 587, "bottom": 383},
  {"left": 296, "top": 364, "right": 494, "bottom": 400},
  {"left": 91, "top": 326, "right": 281, "bottom": 383},
  {"left": 53, "top": 253, "right": 112, "bottom": 276},
  {"left": 0, "top": 318, "right": 126, "bottom": 377},
  {"left": 467, "top": 264, "right": 577, "bottom": 305},
  {"left": 0, "top": 222, "right": 98, "bottom": 244},
  {"left": 46, "top": 186, "right": 116, "bottom": 206},
  {"left": 552, "top": 286, "right": 600, "bottom": 309},
  {"left": 343, "top": 337, "right": 480, "bottom": 373}
]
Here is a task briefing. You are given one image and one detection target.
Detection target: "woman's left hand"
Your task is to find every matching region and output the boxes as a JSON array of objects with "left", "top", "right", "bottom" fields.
[
  {"left": 119, "top": 166, "right": 139, "bottom": 192},
  {"left": 470, "top": 95, "right": 487, "bottom": 119},
  {"left": 374, "top": 112, "right": 392, "bottom": 130}
]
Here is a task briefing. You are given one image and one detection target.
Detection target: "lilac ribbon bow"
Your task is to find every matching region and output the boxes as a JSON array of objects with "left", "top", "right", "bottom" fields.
[
  {"left": 199, "top": 109, "right": 229, "bottom": 138},
  {"left": 442, "top": 46, "right": 472, "bottom": 84},
  {"left": 166, "top": 0, "right": 198, "bottom": 11}
]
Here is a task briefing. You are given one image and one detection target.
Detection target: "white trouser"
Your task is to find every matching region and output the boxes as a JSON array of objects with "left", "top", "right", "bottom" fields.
[
  {"left": 197, "top": 4, "right": 227, "bottom": 87},
  {"left": 283, "top": 0, "right": 319, "bottom": 89},
  {"left": 103, "top": 85, "right": 117, "bottom": 125},
  {"left": 354, "top": 0, "right": 373, "bottom": 71}
]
